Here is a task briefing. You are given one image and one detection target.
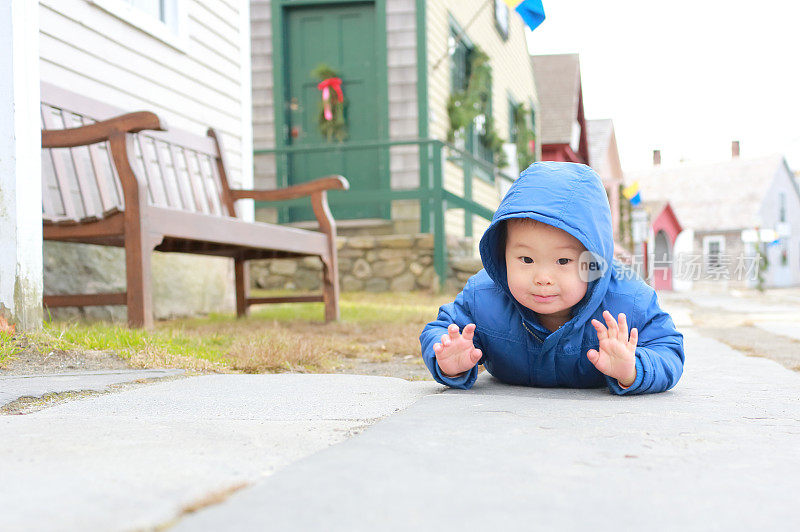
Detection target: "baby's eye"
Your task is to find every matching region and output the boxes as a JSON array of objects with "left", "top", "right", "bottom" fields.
[
  {"left": 520, "top": 256, "right": 533, "bottom": 264},
  {"left": 557, "top": 258, "right": 572, "bottom": 265}
]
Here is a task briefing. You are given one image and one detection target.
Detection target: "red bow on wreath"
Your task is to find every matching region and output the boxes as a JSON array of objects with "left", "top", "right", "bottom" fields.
[{"left": 317, "top": 77, "right": 344, "bottom": 121}]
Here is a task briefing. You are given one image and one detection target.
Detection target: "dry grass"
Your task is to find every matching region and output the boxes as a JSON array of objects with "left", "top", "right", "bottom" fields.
[{"left": 1, "top": 291, "right": 453, "bottom": 376}]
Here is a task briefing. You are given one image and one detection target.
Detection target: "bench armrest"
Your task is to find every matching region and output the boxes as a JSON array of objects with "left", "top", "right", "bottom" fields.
[
  {"left": 231, "top": 175, "right": 349, "bottom": 242},
  {"left": 229, "top": 175, "right": 350, "bottom": 202},
  {"left": 42, "top": 111, "right": 166, "bottom": 148}
]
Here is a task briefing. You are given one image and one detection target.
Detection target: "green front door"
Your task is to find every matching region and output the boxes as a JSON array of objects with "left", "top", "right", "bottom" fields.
[{"left": 283, "top": 2, "right": 387, "bottom": 222}]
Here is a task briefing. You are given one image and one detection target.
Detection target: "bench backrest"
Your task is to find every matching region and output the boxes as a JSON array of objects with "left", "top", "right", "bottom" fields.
[{"left": 40, "top": 82, "right": 236, "bottom": 224}]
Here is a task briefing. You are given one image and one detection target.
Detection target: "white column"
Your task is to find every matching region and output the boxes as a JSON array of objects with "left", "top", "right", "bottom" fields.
[
  {"left": 238, "top": 0, "right": 254, "bottom": 221},
  {"left": 0, "top": 0, "right": 42, "bottom": 330}
]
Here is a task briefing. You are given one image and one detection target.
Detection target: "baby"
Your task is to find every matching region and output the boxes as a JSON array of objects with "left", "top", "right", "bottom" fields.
[{"left": 420, "top": 162, "right": 684, "bottom": 394}]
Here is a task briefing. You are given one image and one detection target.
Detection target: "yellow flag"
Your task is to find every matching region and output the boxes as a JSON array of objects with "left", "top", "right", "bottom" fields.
[{"left": 622, "top": 181, "right": 640, "bottom": 200}]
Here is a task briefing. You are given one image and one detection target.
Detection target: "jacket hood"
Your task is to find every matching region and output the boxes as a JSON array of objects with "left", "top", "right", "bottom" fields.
[{"left": 479, "top": 161, "right": 615, "bottom": 333}]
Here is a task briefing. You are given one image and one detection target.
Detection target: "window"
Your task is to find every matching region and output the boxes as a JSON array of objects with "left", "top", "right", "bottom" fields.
[
  {"left": 494, "top": 0, "right": 510, "bottom": 40},
  {"left": 779, "top": 192, "right": 786, "bottom": 223},
  {"left": 472, "top": 71, "right": 494, "bottom": 165},
  {"left": 91, "top": 0, "right": 186, "bottom": 51},
  {"left": 508, "top": 96, "right": 518, "bottom": 142},
  {"left": 448, "top": 20, "right": 494, "bottom": 169},
  {"left": 449, "top": 26, "right": 470, "bottom": 94},
  {"left": 703, "top": 235, "right": 725, "bottom": 272}
]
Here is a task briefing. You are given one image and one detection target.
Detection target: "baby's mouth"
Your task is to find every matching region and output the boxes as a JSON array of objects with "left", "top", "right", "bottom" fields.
[{"left": 532, "top": 294, "right": 558, "bottom": 302}]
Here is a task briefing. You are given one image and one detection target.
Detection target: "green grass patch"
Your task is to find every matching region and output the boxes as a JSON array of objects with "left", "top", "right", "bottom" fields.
[{"left": 1, "top": 291, "right": 455, "bottom": 375}]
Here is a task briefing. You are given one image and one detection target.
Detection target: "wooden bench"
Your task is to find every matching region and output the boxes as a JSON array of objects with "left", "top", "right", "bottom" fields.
[{"left": 40, "top": 82, "right": 348, "bottom": 328}]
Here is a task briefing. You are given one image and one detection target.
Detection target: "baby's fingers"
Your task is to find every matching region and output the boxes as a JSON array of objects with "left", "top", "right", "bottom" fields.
[
  {"left": 447, "top": 323, "right": 460, "bottom": 340},
  {"left": 469, "top": 348, "right": 482, "bottom": 364},
  {"left": 629, "top": 328, "right": 638, "bottom": 349},
  {"left": 618, "top": 313, "right": 629, "bottom": 342},
  {"left": 462, "top": 323, "right": 477, "bottom": 341},
  {"left": 603, "top": 310, "right": 619, "bottom": 337},
  {"left": 440, "top": 333, "right": 451, "bottom": 347},
  {"left": 591, "top": 318, "right": 608, "bottom": 340}
]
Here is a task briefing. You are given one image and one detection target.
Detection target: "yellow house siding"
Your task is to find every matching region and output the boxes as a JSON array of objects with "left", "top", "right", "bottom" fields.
[{"left": 426, "top": 0, "right": 537, "bottom": 242}]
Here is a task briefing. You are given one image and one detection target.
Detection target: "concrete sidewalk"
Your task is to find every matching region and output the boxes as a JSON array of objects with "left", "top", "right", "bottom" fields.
[
  {"left": 2, "top": 323, "right": 800, "bottom": 531},
  {"left": 0, "top": 374, "right": 442, "bottom": 532},
  {"left": 175, "top": 329, "right": 800, "bottom": 531}
]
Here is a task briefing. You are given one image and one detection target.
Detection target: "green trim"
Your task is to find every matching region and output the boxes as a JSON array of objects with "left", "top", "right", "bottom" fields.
[
  {"left": 432, "top": 147, "right": 446, "bottom": 290},
  {"left": 271, "top": 0, "right": 390, "bottom": 221},
  {"left": 374, "top": 0, "right": 390, "bottom": 203},
  {"left": 415, "top": 0, "right": 429, "bottom": 233},
  {"left": 255, "top": 138, "right": 500, "bottom": 291}
]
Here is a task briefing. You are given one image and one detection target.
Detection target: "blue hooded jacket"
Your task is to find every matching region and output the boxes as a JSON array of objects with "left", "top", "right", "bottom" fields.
[{"left": 419, "top": 162, "right": 684, "bottom": 395}]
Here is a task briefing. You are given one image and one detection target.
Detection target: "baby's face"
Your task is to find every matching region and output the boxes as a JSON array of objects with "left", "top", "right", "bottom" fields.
[{"left": 505, "top": 219, "right": 588, "bottom": 318}]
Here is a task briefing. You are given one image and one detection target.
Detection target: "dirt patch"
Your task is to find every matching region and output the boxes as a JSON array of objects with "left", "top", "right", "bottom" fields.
[
  {"left": 333, "top": 354, "right": 432, "bottom": 381},
  {"left": 694, "top": 324, "right": 800, "bottom": 372},
  {"left": 674, "top": 297, "right": 800, "bottom": 373},
  {"left": 0, "top": 347, "right": 130, "bottom": 375},
  {"left": 0, "top": 373, "right": 192, "bottom": 415}
]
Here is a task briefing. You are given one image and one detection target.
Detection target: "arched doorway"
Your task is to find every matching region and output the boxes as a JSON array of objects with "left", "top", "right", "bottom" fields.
[{"left": 653, "top": 230, "right": 673, "bottom": 290}]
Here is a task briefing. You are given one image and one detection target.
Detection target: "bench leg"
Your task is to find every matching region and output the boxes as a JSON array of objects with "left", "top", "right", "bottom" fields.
[
  {"left": 125, "top": 234, "right": 154, "bottom": 329},
  {"left": 235, "top": 257, "right": 249, "bottom": 318},
  {"left": 321, "top": 256, "right": 339, "bottom": 322}
]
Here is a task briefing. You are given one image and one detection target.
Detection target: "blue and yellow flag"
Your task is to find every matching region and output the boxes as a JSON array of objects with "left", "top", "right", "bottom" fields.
[
  {"left": 503, "top": 0, "right": 546, "bottom": 31},
  {"left": 622, "top": 181, "right": 641, "bottom": 206}
]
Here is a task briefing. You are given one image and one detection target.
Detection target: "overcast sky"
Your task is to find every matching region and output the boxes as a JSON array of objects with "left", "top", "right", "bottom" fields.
[{"left": 525, "top": 0, "right": 800, "bottom": 172}]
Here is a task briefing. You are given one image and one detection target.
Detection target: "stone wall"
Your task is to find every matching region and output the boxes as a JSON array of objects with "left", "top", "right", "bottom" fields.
[
  {"left": 44, "top": 242, "right": 233, "bottom": 321},
  {"left": 249, "top": 233, "right": 483, "bottom": 293}
]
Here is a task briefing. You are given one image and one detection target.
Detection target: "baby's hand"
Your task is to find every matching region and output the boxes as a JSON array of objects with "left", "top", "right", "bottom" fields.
[
  {"left": 433, "top": 323, "right": 482, "bottom": 378},
  {"left": 588, "top": 311, "right": 638, "bottom": 387}
]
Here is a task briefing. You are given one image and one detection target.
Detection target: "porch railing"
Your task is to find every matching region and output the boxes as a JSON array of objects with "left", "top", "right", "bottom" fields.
[{"left": 253, "top": 139, "right": 515, "bottom": 289}]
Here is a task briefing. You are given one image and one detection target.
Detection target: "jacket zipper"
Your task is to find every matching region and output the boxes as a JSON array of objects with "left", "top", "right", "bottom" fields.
[{"left": 521, "top": 318, "right": 544, "bottom": 343}]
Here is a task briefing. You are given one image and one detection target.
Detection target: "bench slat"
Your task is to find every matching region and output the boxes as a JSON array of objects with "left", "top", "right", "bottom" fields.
[
  {"left": 63, "top": 113, "right": 103, "bottom": 221},
  {"left": 40, "top": 132, "right": 60, "bottom": 220},
  {"left": 84, "top": 117, "right": 119, "bottom": 214},
  {"left": 180, "top": 147, "right": 209, "bottom": 214},
  {"left": 144, "top": 135, "right": 174, "bottom": 208},
  {"left": 188, "top": 149, "right": 218, "bottom": 215},
  {"left": 162, "top": 142, "right": 189, "bottom": 211},
  {"left": 198, "top": 153, "right": 223, "bottom": 216},
  {"left": 132, "top": 134, "right": 158, "bottom": 206},
  {"left": 41, "top": 107, "right": 80, "bottom": 221},
  {"left": 152, "top": 139, "right": 180, "bottom": 209}
]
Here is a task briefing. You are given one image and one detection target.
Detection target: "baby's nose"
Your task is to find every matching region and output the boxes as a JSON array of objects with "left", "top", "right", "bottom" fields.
[{"left": 532, "top": 272, "right": 553, "bottom": 285}]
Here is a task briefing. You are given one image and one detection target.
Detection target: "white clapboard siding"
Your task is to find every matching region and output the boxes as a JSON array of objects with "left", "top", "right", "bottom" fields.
[{"left": 39, "top": 0, "right": 247, "bottom": 184}]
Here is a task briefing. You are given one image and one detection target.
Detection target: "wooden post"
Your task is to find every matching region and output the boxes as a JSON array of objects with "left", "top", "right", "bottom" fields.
[
  {"left": 0, "top": 0, "right": 43, "bottom": 330},
  {"left": 234, "top": 257, "right": 249, "bottom": 318},
  {"left": 109, "top": 133, "right": 154, "bottom": 329},
  {"left": 311, "top": 190, "right": 340, "bottom": 322}
]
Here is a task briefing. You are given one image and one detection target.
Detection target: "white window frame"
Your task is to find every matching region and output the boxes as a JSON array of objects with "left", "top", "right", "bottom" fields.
[
  {"left": 90, "top": 0, "right": 189, "bottom": 53},
  {"left": 779, "top": 191, "right": 786, "bottom": 223},
  {"left": 703, "top": 235, "right": 725, "bottom": 272}
]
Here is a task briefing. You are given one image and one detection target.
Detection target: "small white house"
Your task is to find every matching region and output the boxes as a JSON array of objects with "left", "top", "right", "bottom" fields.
[{"left": 625, "top": 153, "right": 800, "bottom": 291}]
